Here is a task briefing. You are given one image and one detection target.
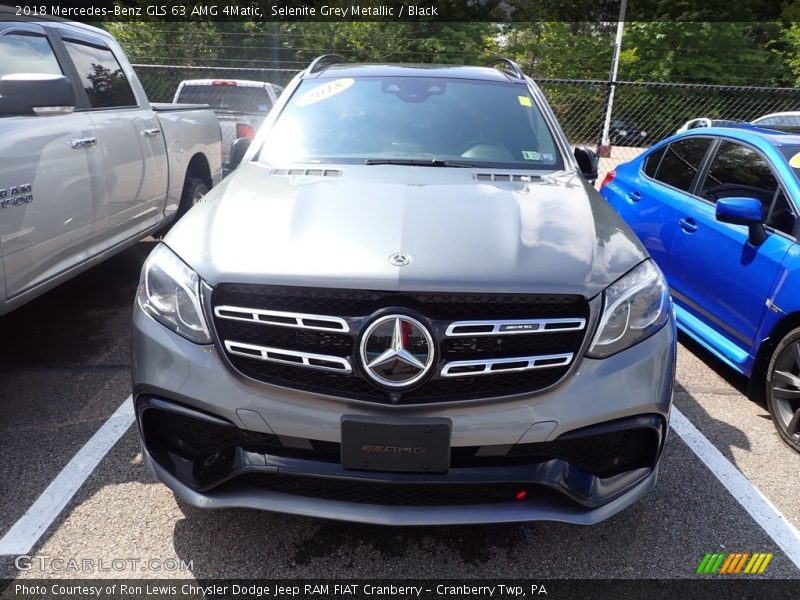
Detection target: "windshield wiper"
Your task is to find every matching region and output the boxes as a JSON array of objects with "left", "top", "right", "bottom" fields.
[{"left": 363, "top": 158, "right": 476, "bottom": 168}]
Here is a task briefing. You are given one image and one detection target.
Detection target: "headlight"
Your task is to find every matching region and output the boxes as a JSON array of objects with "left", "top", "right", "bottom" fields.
[
  {"left": 136, "top": 244, "right": 211, "bottom": 344},
  {"left": 587, "top": 260, "right": 671, "bottom": 358}
]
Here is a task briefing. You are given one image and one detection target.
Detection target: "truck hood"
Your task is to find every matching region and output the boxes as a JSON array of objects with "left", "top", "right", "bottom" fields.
[{"left": 166, "top": 162, "right": 646, "bottom": 297}]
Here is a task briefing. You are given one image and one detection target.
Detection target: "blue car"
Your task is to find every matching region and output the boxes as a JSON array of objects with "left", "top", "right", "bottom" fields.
[{"left": 600, "top": 126, "right": 800, "bottom": 453}]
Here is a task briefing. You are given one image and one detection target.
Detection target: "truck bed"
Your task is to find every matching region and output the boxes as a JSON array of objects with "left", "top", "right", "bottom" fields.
[{"left": 151, "top": 102, "right": 213, "bottom": 112}]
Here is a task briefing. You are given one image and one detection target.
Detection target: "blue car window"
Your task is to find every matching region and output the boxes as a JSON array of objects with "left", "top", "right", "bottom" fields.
[
  {"left": 701, "top": 140, "right": 795, "bottom": 234},
  {"left": 778, "top": 145, "right": 800, "bottom": 180},
  {"left": 769, "top": 190, "right": 796, "bottom": 234},
  {"left": 652, "top": 137, "right": 712, "bottom": 192},
  {"left": 643, "top": 146, "right": 666, "bottom": 178}
]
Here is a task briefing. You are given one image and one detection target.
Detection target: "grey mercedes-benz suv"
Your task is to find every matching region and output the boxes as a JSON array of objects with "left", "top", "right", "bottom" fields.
[{"left": 132, "top": 56, "right": 676, "bottom": 525}]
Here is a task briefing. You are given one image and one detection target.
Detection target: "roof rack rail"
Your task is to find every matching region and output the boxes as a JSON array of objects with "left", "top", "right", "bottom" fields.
[
  {"left": 484, "top": 58, "right": 526, "bottom": 80},
  {"left": 307, "top": 54, "right": 348, "bottom": 74}
]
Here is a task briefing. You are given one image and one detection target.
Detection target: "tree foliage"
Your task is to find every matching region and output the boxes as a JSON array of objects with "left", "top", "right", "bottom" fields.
[
  {"left": 106, "top": 18, "right": 800, "bottom": 87},
  {"left": 618, "top": 22, "right": 789, "bottom": 86},
  {"left": 107, "top": 21, "right": 498, "bottom": 68}
]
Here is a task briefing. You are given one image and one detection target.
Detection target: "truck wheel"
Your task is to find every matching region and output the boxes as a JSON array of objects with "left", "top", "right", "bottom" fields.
[
  {"left": 152, "top": 176, "right": 208, "bottom": 239},
  {"left": 765, "top": 327, "right": 800, "bottom": 453},
  {"left": 176, "top": 176, "right": 209, "bottom": 220}
]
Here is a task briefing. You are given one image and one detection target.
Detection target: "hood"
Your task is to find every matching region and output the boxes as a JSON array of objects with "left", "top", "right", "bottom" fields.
[{"left": 166, "top": 162, "right": 646, "bottom": 298}]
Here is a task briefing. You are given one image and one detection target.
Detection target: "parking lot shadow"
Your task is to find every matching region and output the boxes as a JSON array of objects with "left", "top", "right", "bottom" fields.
[
  {"left": 171, "top": 504, "right": 532, "bottom": 578},
  {"left": 0, "top": 240, "right": 157, "bottom": 368},
  {"left": 672, "top": 333, "right": 785, "bottom": 469},
  {"left": 673, "top": 380, "right": 752, "bottom": 459},
  {"left": 677, "top": 332, "right": 756, "bottom": 406}
]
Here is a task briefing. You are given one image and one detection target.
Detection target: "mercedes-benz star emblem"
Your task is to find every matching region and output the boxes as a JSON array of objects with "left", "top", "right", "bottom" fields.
[
  {"left": 388, "top": 253, "right": 411, "bottom": 267},
  {"left": 359, "top": 315, "right": 434, "bottom": 388}
]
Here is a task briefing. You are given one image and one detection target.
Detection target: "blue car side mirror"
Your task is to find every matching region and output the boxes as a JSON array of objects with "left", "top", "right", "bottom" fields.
[
  {"left": 715, "top": 197, "right": 767, "bottom": 246},
  {"left": 716, "top": 197, "right": 763, "bottom": 225}
]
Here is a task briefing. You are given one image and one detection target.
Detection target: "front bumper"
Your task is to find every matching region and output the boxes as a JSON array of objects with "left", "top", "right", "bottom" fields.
[
  {"left": 142, "top": 442, "right": 659, "bottom": 526},
  {"left": 133, "top": 305, "right": 675, "bottom": 525}
]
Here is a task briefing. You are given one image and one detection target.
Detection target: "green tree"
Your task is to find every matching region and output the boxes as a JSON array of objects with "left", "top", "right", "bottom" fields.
[
  {"left": 106, "top": 21, "right": 223, "bottom": 64},
  {"left": 618, "top": 22, "right": 788, "bottom": 86},
  {"left": 502, "top": 22, "right": 614, "bottom": 79}
]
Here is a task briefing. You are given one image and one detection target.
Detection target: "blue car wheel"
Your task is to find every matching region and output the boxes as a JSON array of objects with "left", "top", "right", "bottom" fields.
[{"left": 766, "top": 327, "right": 800, "bottom": 453}]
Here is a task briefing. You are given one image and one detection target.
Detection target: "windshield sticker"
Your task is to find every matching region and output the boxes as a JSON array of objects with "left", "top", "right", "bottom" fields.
[
  {"left": 518, "top": 96, "right": 532, "bottom": 107},
  {"left": 522, "top": 150, "right": 541, "bottom": 160},
  {"left": 541, "top": 152, "right": 554, "bottom": 161},
  {"left": 790, "top": 152, "right": 800, "bottom": 168},
  {"left": 257, "top": 104, "right": 268, "bottom": 112},
  {"left": 295, "top": 78, "right": 355, "bottom": 107}
]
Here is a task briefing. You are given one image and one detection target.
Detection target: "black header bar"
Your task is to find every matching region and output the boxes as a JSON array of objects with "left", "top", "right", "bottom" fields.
[{"left": 2, "top": 0, "right": 796, "bottom": 23}]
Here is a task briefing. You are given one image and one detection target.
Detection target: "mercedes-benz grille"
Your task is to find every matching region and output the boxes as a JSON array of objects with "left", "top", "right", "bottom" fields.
[{"left": 209, "top": 284, "right": 591, "bottom": 405}]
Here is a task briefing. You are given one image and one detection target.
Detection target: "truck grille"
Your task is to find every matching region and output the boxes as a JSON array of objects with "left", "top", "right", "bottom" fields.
[{"left": 210, "top": 284, "right": 590, "bottom": 405}]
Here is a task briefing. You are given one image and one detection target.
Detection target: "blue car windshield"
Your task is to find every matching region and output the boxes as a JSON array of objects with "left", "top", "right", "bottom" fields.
[{"left": 257, "top": 76, "right": 563, "bottom": 169}]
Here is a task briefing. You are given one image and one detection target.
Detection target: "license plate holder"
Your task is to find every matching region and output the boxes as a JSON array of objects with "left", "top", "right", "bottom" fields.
[{"left": 340, "top": 416, "right": 451, "bottom": 473}]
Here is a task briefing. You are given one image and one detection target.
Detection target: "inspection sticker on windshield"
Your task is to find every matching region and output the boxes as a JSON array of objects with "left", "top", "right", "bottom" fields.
[
  {"left": 296, "top": 78, "right": 355, "bottom": 107},
  {"left": 522, "top": 150, "right": 541, "bottom": 160},
  {"left": 518, "top": 96, "right": 532, "bottom": 107},
  {"left": 790, "top": 152, "right": 800, "bottom": 168}
]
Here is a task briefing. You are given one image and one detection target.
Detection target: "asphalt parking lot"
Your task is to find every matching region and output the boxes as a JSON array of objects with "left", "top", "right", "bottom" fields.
[{"left": 0, "top": 240, "right": 798, "bottom": 581}]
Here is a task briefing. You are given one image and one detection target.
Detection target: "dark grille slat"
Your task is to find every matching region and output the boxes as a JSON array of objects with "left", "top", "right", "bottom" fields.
[
  {"left": 217, "top": 320, "right": 353, "bottom": 356},
  {"left": 228, "top": 357, "right": 569, "bottom": 404},
  {"left": 442, "top": 331, "right": 584, "bottom": 361},
  {"left": 211, "top": 284, "right": 589, "bottom": 404},
  {"left": 229, "top": 474, "right": 535, "bottom": 506},
  {"left": 213, "top": 284, "right": 587, "bottom": 320}
]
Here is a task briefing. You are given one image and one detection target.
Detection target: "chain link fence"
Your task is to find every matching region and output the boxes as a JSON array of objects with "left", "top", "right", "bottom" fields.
[
  {"left": 539, "top": 79, "right": 800, "bottom": 183},
  {"left": 133, "top": 64, "right": 800, "bottom": 185},
  {"left": 133, "top": 64, "right": 300, "bottom": 102}
]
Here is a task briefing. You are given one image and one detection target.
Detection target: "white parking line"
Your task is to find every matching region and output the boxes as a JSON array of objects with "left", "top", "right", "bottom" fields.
[
  {"left": 671, "top": 407, "right": 800, "bottom": 570},
  {"left": 0, "top": 395, "right": 134, "bottom": 556}
]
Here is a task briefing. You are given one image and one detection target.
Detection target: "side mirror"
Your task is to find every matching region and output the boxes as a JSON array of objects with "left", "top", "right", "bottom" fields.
[
  {"left": 0, "top": 73, "right": 75, "bottom": 116},
  {"left": 716, "top": 197, "right": 766, "bottom": 245},
  {"left": 574, "top": 146, "right": 598, "bottom": 183},
  {"left": 228, "top": 137, "right": 252, "bottom": 171}
]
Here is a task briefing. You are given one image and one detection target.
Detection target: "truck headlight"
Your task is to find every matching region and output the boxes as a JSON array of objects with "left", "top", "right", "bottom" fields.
[
  {"left": 587, "top": 260, "right": 671, "bottom": 358},
  {"left": 136, "top": 244, "right": 211, "bottom": 344}
]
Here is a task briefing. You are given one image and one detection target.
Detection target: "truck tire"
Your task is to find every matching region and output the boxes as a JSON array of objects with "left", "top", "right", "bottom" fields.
[
  {"left": 176, "top": 176, "right": 209, "bottom": 220},
  {"left": 765, "top": 326, "right": 800, "bottom": 453},
  {"left": 154, "top": 176, "right": 209, "bottom": 238}
]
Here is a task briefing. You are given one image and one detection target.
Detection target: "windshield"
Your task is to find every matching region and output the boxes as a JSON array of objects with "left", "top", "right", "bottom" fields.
[
  {"left": 258, "top": 76, "right": 563, "bottom": 169},
  {"left": 176, "top": 84, "right": 272, "bottom": 113}
]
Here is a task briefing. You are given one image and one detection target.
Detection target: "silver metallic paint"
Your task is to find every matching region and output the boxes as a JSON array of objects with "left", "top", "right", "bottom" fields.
[{"left": 165, "top": 164, "right": 646, "bottom": 297}]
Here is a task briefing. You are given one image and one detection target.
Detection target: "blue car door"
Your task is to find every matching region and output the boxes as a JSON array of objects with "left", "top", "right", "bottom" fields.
[
  {"left": 606, "top": 137, "right": 714, "bottom": 286},
  {"left": 669, "top": 139, "right": 795, "bottom": 361}
]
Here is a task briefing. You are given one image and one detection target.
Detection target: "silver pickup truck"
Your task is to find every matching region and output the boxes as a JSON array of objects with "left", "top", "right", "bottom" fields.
[{"left": 0, "top": 15, "right": 222, "bottom": 315}]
